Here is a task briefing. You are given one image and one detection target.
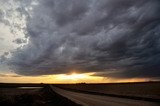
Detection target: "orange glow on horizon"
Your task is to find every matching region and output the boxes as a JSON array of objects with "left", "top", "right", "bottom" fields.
[
  {"left": 0, "top": 72, "right": 153, "bottom": 83},
  {"left": 52, "top": 72, "right": 105, "bottom": 83}
]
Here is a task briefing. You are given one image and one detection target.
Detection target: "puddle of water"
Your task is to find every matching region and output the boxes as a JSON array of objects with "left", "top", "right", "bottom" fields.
[{"left": 17, "top": 87, "right": 43, "bottom": 89}]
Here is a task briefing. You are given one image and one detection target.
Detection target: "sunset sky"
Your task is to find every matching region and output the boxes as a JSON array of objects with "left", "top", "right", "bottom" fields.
[{"left": 0, "top": 0, "right": 160, "bottom": 83}]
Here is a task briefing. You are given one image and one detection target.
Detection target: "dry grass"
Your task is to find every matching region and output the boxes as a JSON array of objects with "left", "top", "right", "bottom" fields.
[{"left": 54, "top": 81, "right": 160, "bottom": 100}]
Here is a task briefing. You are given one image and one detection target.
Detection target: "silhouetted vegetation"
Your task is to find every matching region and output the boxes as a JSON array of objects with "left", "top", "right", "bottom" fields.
[
  {"left": 0, "top": 85, "right": 81, "bottom": 106},
  {"left": 0, "top": 83, "right": 44, "bottom": 88}
]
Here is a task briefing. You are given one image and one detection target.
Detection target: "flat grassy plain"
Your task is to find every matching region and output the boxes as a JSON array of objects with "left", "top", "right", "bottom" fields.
[{"left": 54, "top": 81, "right": 160, "bottom": 101}]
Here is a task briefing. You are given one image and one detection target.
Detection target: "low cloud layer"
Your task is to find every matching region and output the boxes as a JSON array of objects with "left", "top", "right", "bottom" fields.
[{"left": 2, "top": 0, "right": 160, "bottom": 79}]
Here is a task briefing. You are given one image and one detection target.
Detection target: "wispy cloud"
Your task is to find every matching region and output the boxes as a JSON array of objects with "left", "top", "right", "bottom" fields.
[{"left": 0, "top": 73, "right": 22, "bottom": 77}]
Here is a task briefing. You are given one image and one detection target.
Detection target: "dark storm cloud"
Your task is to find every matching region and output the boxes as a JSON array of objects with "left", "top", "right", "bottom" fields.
[
  {"left": 7, "top": 0, "right": 160, "bottom": 78},
  {"left": 13, "top": 38, "right": 27, "bottom": 44},
  {"left": 0, "top": 52, "right": 9, "bottom": 63}
]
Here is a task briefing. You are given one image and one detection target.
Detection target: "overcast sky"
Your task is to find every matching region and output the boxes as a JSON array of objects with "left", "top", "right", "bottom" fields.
[{"left": 0, "top": 0, "right": 160, "bottom": 81}]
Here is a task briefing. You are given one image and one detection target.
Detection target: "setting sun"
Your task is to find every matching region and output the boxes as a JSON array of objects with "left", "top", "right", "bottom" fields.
[
  {"left": 57, "top": 73, "right": 87, "bottom": 80},
  {"left": 52, "top": 72, "right": 105, "bottom": 83}
]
